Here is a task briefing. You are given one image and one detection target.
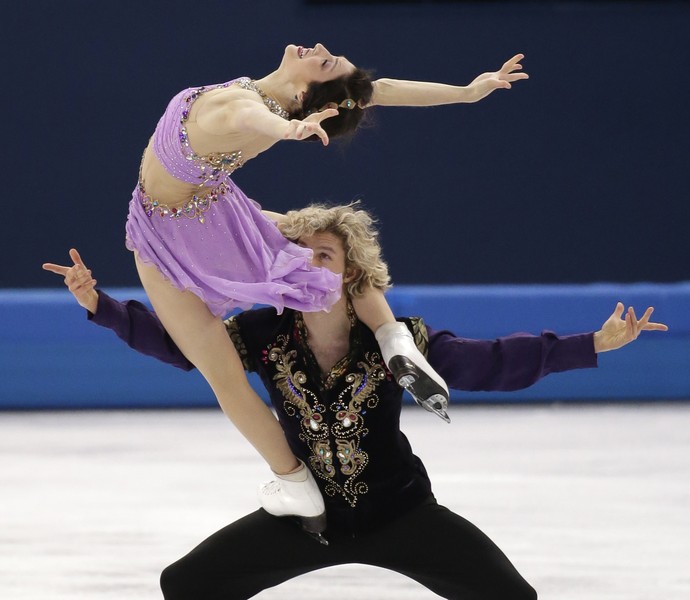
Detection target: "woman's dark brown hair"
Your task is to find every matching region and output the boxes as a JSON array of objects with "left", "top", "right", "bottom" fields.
[{"left": 289, "top": 68, "right": 374, "bottom": 140}]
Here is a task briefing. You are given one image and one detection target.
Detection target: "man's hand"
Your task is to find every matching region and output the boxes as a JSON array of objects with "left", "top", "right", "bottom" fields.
[
  {"left": 593, "top": 302, "right": 668, "bottom": 353},
  {"left": 42, "top": 249, "right": 99, "bottom": 314}
]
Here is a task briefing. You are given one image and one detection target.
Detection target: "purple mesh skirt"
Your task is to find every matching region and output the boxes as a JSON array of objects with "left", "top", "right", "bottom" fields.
[{"left": 125, "top": 179, "right": 341, "bottom": 317}]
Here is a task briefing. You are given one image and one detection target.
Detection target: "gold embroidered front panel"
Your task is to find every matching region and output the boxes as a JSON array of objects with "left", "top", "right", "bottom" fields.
[
  {"left": 267, "top": 334, "right": 386, "bottom": 508},
  {"left": 407, "top": 316, "right": 430, "bottom": 357},
  {"left": 224, "top": 316, "right": 253, "bottom": 371}
]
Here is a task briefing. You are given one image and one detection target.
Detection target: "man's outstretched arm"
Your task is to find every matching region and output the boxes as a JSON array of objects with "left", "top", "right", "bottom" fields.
[{"left": 425, "top": 304, "right": 667, "bottom": 392}]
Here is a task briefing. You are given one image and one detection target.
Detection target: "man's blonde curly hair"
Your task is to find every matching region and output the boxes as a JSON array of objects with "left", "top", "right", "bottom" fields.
[{"left": 281, "top": 202, "right": 391, "bottom": 297}]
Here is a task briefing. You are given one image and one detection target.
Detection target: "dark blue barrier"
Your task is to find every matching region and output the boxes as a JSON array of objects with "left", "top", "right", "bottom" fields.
[
  {"left": 5, "top": 2, "right": 690, "bottom": 290},
  {"left": 1, "top": 284, "right": 688, "bottom": 409}
]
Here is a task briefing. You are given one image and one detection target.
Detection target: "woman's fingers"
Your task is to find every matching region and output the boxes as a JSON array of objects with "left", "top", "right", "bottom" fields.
[
  {"left": 502, "top": 53, "right": 524, "bottom": 71},
  {"left": 313, "top": 108, "right": 339, "bottom": 123},
  {"left": 286, "top": 120, "right": 330, "bottom": 145},
  {"left": 500, "top": 54, "right": 529, "bottom": 80}
]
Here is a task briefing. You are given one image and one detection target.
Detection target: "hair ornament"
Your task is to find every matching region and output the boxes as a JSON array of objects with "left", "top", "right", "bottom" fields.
[{"left": 308, "top": 98, "right": 362, "bottom": 115}]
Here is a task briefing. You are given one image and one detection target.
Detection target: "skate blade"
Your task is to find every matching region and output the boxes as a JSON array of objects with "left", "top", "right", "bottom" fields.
[
  {"left": 300, "top": 512, "right": 327, "bottom": 534},
  {"left": 421, "top": 396, "right": 451, "bottom": 423},
  {"left": 408, "top": 388, "right": 451, "bottom": 423},
  {"left": 292, "top": 513, "right": 329, "bottom": 545},
  {"left": 306, "top": 531, "right": 329, "bottom": 546},
  {"left": 390, "top": 357, "right": 450, "bottom": 423}
]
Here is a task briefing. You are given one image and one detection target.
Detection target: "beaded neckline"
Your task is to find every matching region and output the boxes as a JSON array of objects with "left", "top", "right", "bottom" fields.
[
  {"left": 294, "top": 302, "right": 358, "bottom": 389},
  {"left": 236, "top": 78, "right": 290, "bottom": 120}
]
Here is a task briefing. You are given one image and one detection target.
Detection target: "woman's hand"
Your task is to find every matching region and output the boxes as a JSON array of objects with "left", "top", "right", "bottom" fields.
[
  {"left": 42, "top": 248, "right": 99, "bottom": 314},
  {"left": 593, "top": 302, "right": 669, "bottom": 353},
  {"left": 466, "top": 53, "right": 529, "bottom": 102},
  {"left": 283, "top": 108, "right": 339, "bottom": 146}
]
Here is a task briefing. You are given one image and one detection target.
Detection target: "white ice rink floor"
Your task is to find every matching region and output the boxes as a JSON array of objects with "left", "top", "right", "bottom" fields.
[{"left": 1, "top": 403, "right": 689, "bottom": 600}]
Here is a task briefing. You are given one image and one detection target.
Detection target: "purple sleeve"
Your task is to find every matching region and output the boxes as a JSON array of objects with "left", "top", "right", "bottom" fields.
[
  {"left": 425, "top": 326, "right": 598, "bottom": 392},
  {"left": 89, "top": 290, "right": 195, "bottom": 371}
]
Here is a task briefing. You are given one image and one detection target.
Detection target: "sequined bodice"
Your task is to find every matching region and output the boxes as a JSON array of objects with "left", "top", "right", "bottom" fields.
[
  {"left": 151, "top": 78, "right": 247, "bottom": 188},
  {"left": 151, "top": 77, "right": 291, "bottom": 186},
  {"left": 141, "top": 77, "right": 291, "bottom": 221}
]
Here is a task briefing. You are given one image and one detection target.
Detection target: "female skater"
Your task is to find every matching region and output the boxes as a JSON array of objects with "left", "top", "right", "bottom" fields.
[{"left": 123, "top": 43, "right": 528, "bottom": 533}]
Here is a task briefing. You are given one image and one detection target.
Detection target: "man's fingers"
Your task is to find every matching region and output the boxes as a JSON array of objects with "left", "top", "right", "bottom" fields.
[
  {"left": 638, "top": 307, "right": 669, "bottom": 332},
  {"left": 624, "top": 310, "right": 633, "bottom": 332},
  {"left": 44, "top": 248, "right": 87, "bottom": 277},
  {"left": 636, "top": 306, "right": 653, "bottom": 329},
  {"left": 42, "top": 263, "right": 70, "bottom": 276},
  {"left": 627, "top": 307, "right": 640, "bottom": 338},
  {"left": 68, "top": 271, "right": 95, "bottom": 289},
  {"left": 613, "top": 302, "right": 625, "bottom": 319},
  {"left": 67, "top": 268, "right": 92, "bottom": 286},
  {"left": 621, "top": 305, "right": 669, "bottom": 334},
  {"left": 69, "top": 248, "right": 85, "bottom": 268},
  {"left": 70, "top": 279, "right": 97, "bottom": 294},
  {"left": 641, "top": 306, "right": 654, "bottom": 320}
]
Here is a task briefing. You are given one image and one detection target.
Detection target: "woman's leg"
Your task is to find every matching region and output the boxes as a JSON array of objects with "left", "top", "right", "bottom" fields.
[
  {"left": 134, "top": 255, "right": 325, "bottom": 529},
  {"left": 136, "top": 255, "right": 295, "bottom": 471},
  {"left": 351, "top": 286, "right": 450, "bottom": 421}
]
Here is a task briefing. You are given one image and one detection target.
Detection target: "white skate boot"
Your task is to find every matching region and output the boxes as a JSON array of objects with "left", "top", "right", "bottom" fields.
[
  {"left": 375, "top": 322, "right": 451, "bottom": 423},
  {"left": 258, "top": 461, "right": 328, "bottom": 545}
]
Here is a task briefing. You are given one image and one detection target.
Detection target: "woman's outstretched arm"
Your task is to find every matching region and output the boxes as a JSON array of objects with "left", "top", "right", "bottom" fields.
[
  {"left": 369, "top": 53, "right": 528, "bottom": 107},
  {"left": 222, "top": 97, "right": 339, "bottom": 145}
]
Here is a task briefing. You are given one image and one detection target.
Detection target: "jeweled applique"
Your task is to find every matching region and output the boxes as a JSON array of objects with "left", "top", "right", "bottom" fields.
[
  {"left": 267, "top": 335, "right": 386, "bottom": 508},
  {"left": 270, "top": 335, "right": 329, "bottom": 443},
  {"left": 138, "top": 181, "right": 230, "bottom": 223}
]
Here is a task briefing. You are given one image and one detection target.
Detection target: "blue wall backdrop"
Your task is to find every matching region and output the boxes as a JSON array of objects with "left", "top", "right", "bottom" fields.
[
  {"left": 2, "top": 283, "right": 688, "bottom": 408},
  {"left": 3, "top": 0, "right": 689, "bottom": 288}
]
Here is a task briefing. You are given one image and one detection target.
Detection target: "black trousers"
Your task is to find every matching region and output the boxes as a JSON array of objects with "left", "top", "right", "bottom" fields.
[{"left": 160, "top": 498, "right": 537, "bottom": 600}]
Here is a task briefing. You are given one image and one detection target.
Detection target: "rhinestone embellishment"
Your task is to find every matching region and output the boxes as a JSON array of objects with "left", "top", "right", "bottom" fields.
[
  {"left": 139, "top": 182, "right": 230, "bottom": 223},
  {"left": 179, "top": 84, "right": 245, "bottom": 184},
  {"left": 235, "top": 78, "right": 290, "bottom": 120},
  {"left": 139, "top": 81, "right": 247, "bottom": 223}
]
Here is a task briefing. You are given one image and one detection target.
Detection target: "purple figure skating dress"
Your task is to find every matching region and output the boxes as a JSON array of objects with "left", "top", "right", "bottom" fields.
[{"left": 125, "top": 77, "right": 341, "bottom": 317}]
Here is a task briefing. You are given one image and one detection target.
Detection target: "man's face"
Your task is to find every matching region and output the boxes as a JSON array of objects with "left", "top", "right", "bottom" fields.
[{"left": 298, "top": 231, "right": 347, "bottom": 276}]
